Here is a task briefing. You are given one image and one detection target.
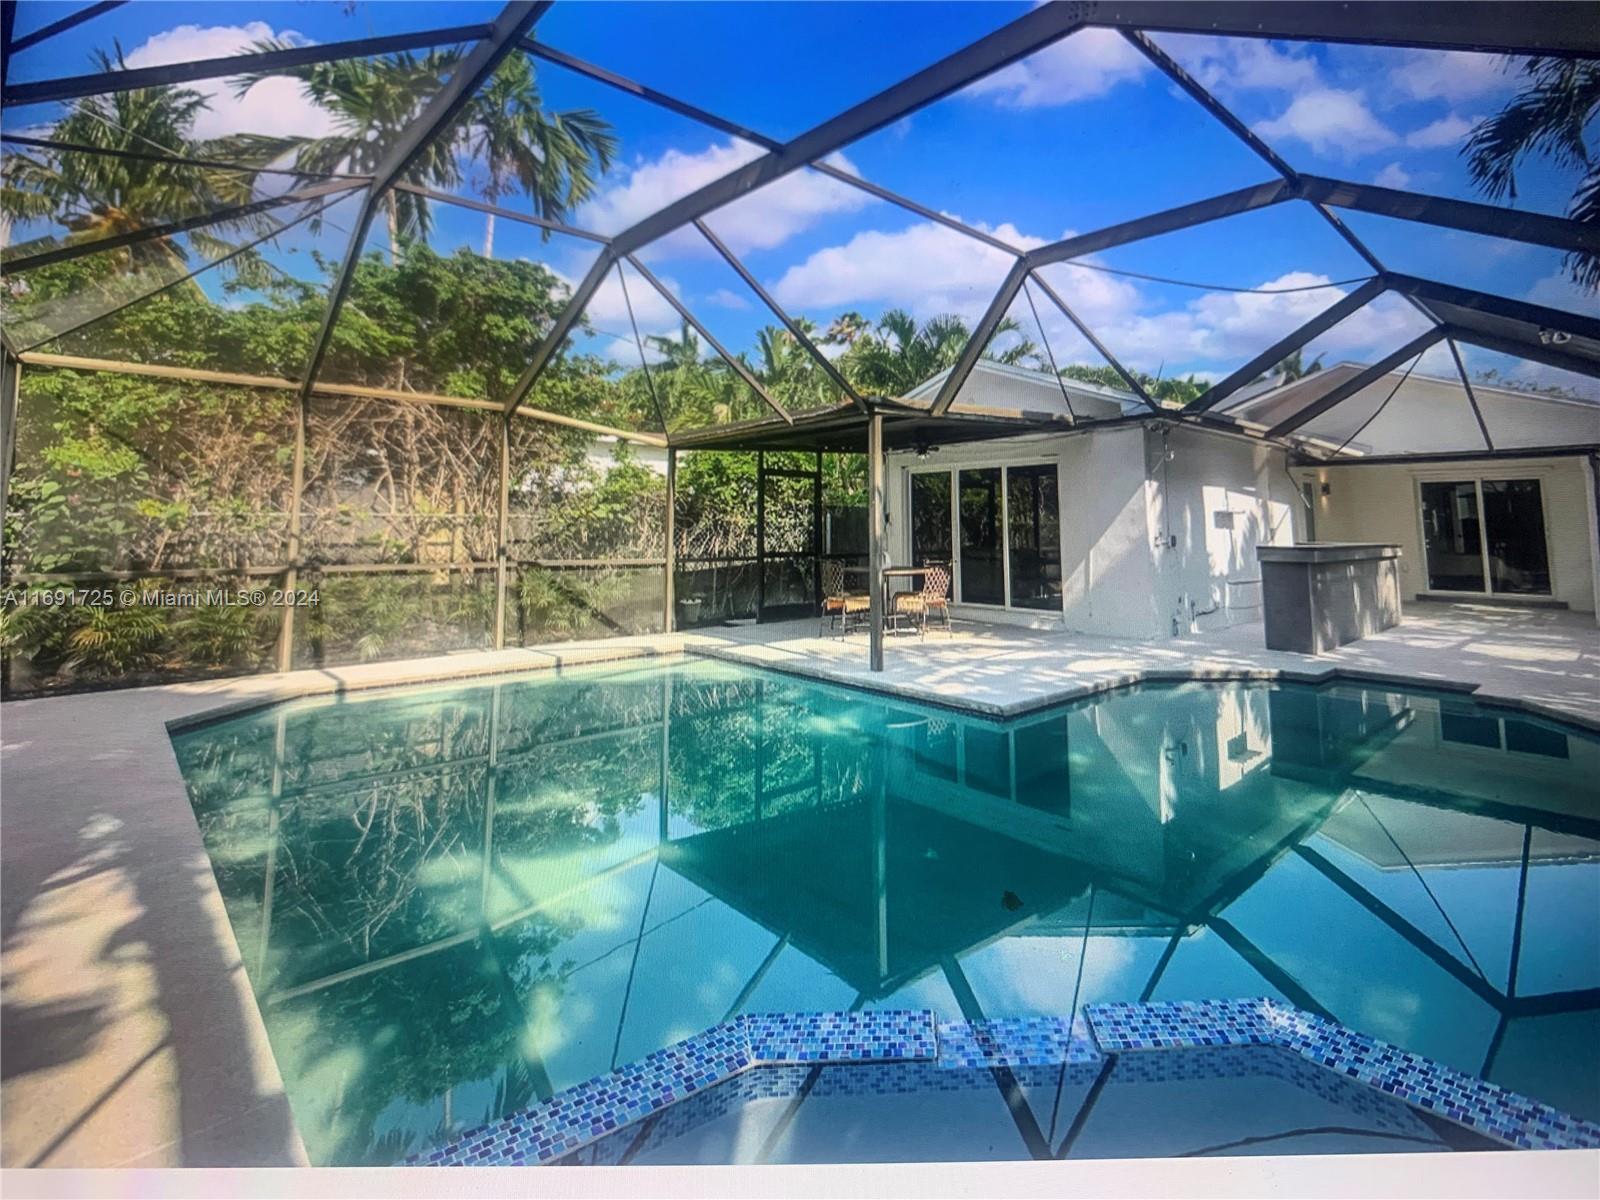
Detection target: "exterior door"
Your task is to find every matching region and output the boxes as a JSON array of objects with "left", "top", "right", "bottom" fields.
[
  {"left": 756, "top": 453, "right": 822, "bottom": 622},
  {"left": 1419, "top": 477, "right": 1551, "bottom": 596}
]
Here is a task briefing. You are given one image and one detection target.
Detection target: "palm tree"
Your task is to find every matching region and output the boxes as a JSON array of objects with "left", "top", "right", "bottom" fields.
[
  {"left": 823, "top": 311, "right": 871, "bottom": 346},
  {"left": 1271, "top": 348, "right": 1324, "bottom": 382},
  {"left": 463, "top": 53, "right": 616, "bottom": 256},
  {"left": 645, "top": 320, "right": 703, "bottom": 368},
  {"left": 222, "top": 43, "right": 461, "bottom": 257},
  {"left": 1464, "top": 56, "right": 1600, "bottom": 290},
  {"left": 839, "top": 308, "right": 1038, "bottom": 396},
  {"left": 1, "top": 49, "right": 268, "bottom": 272},
  {"left": 227, "top": 46, "right": 617, "bottom": 261}
]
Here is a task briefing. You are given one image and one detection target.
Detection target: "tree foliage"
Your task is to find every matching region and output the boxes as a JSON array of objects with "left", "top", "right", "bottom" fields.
[{"left": 1465, "top": 56, "right": 1600, "bottom": 290}]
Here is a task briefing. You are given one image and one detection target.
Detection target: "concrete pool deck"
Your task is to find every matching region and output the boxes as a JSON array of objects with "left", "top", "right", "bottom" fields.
[
  {"left": 1, "top": 602, "right": 1596, "bottom": 1169},
  {"left": 694, "top": 600, "right": 1600, "bottom": 730}
]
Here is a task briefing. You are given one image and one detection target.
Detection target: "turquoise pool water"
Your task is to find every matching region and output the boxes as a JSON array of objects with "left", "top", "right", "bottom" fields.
[{"left": 171, "top": 657, "right": 1600, "bottom": 1166}]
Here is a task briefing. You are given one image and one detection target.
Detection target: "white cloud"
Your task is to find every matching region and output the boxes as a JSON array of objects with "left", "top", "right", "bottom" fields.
[
  {"left": 1404, "top": 113, "right": 1477, "bottom": 150},
  {"left": 704, "top": 288, "right": 750, "bottom": 310},
  {"left": 769, "top": 218, "right": 1046, "bottom": 324},
  {"left": 1253, "top": 88, "right": 1398, "bottom": 159},
  {"left": 1392, "top": 50, "right": 1512, "bottom": 103},
  {"left": 965, "top": 28, "right": 1148, "bottom": 108},
  {"left": 1032, "top": 266, "right": 1430, "bottom": 376},
  {"left": 1373, "top": 162, "right": 1412, "bottom": 189},
  {"left": 1156, "top": 34, "right": 1320, "bottom": 96},
  {"left": 576, "top": 140, "right": 868, "bottom": 254},
  {"left": 125, "top": 23, "right": 340, "bottom": 143},
  {"left": 1525, "top": 269, "right": 1597, "bottom": 315}
]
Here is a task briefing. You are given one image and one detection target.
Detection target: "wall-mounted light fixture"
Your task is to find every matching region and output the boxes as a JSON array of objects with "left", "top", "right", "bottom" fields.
[{"left": 1320, "top": 482, "right": 1332, "bottom": 497}]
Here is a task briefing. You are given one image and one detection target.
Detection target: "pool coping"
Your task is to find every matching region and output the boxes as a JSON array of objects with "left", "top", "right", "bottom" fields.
[
  {"left": 409, "top": 1000, "right": 1600, "bottom": 1167},
  {"left": 127, "top": 636, "right": 1600, "bottom": 738},
  {"left": 687, "top": 641, "right": 1600, "bottom": 734}
]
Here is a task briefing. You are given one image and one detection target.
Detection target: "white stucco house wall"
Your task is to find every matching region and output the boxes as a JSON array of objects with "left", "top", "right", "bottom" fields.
[
  {"left": 1221, "top": 365, "right": 1600, "bottom": 621},
  {"left": 885, "top": 360, "right": 1301, "bottom": 639},
  {"left": 879, "top": 359, "right": 1600, "bottom": 640}
]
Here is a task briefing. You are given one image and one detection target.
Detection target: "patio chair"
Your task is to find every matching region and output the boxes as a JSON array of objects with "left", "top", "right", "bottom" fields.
[
  {"left": 820, "top": 559, "right": 870, "bottom": 636},
  {"left": 893, "top": 562, "right": 953, "bottom": 638}
]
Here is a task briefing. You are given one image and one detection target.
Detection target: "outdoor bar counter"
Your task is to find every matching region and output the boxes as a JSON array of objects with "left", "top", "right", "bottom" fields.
[{"left": 1257, "top": 542, "right": 1403, "bottom": 654}]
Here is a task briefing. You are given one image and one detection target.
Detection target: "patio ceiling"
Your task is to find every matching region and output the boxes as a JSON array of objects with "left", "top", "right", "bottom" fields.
[{"left": 2, "top": 1, "right": 1597, "bottom": 462}]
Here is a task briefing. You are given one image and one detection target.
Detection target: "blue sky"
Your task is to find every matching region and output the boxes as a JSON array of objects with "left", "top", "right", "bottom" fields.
[{"left": 8, "top": 1, "right": 1594, "bottom": 390}]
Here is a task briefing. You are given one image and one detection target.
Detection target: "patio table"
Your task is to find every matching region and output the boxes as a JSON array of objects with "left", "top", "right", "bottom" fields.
[{"left": 842, "top": 565, "right": 927, "bottom": 634}]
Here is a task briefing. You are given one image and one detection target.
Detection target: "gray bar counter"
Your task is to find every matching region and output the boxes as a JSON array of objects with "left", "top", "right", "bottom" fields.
[{"left": 1257, "top": 542, "right": 1402, "bottom": 654}]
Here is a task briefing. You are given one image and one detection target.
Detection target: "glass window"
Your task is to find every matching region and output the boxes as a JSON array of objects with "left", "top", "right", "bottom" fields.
[
  {"left": 909, "top": 472, "right": 952, "bottom": 569},
  {"left": 1419, "top": 480, "right": 1485, "bottom": 592},
  {"left": 1483, "top": 479, "right": 1551, "bottom": 596},
  {"left": 1006, "top": 464, "right": 1062, "bottom": 611},
  {"left": 958, "top": 468, "right": 1004, "bottom": 606}
]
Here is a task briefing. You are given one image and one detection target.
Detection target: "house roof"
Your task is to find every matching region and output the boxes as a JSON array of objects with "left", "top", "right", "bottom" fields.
[{"left": 1220, "top": 362, "right": 1600, "bottom": 458}]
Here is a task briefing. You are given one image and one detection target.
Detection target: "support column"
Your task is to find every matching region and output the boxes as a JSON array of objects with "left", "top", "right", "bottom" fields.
[
  {"left": 0, "top": 353, "right": 18, "bottom": 550},
  {"left": 867, "top": 411, "right": 886, "bottom": 672},
  {"left": 663, "top": 447, "right": 676, "bottom": 633},
  {"left": 494, "top": 415, "right": 511, "bottom": 650},
  {"left": 276, "top": 396, "right": 308, "bottom": 672}
]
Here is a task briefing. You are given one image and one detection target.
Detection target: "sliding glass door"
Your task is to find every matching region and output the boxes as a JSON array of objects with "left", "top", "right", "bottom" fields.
[
  {"left": 909, "top": 463, "right": 1062, "bottom": 611},
  {"left": 1006, "top": 464, "right": 1062, "bottom": 610},
  {"left": 1482, "top": 479, "right": 1552, "bottom": 595},
  {"left": 958, "top": 468, "right": 1005, "bottom": 605},
  {"left": 1419, "top": 477, "right": 1550, "bottom": 596},
  {"left": 909, "top": 472, "right": 952, "bottom": 569}
]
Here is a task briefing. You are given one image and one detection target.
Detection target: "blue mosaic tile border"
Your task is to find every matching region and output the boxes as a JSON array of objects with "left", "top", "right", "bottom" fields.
[
  {"left": 744, "top": 1009, "right": 937, "bottom": 1063},
  {"left": 409, "top": 1010, "right": 944, "bottom": 1166},
  {"left": 410, "top": 998, "right": 1600, "bottom": 1166},
  {"left": 935, "top": 1015, "right": 1101, "bottom": 1069},
  {"left": 1086, "top": 998, "right": 1600, "bottom": 1152},
  {"left": 413, "top": 1020, "right": 751, "bottom": 1166}
]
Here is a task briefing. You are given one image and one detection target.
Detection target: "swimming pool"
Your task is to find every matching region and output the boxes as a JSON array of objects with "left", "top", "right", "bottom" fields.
[{"left": 171, "top": 657, "right": 1600, "bottom": 1166}]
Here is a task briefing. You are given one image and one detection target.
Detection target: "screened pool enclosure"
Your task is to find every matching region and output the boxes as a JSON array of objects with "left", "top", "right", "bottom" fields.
[{"left": 1, "top": 1, "right": 1596, "bottom": 695}]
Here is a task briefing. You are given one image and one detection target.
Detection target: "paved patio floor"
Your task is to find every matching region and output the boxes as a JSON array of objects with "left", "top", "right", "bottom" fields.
[{"left": 692, "top": 601, "right": 1600, "bottom": 730}]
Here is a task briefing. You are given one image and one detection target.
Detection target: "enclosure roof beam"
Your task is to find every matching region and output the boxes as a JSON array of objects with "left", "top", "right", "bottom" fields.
[
  {"left": 2, "top": 22, "right": 496, "bottom": 107},
  {"left": 929, "top": 259, "right": 1031, "bottom": 417},
  {"left": 1300, "top": 176, "right": 1600, "bottom": 257},
  {"left": 1, "top": 133, "right": 374, "bottom": 183},
  {"left": 391, "top": 181, "right": 611, "bottom": 244},
  {"left": 1025, "top": 179, "right": 1294, "bottom": 268},
  {"left": 1265, "top": 328, "right": 1446, "bottom": 440},
  {"left": 1084, "top": 2, "right": 1600, "bottom": 58},
  {"left": 298, "top": 2, "right": 550, "bottom": 403},
  {"left": 1, "top": 179, "right": 364, "bottom": 274},
  {"left": 7, "top": 1, "right": 123, "bottom": 58},
  {"left": 693, "top": 219, "right": 868, "bottom": 412},
  {"left": 1185, "top": 277, "right": 1388, "bottom": 414},
  {"left": 14, "top": 350, "right": 668, "bottom": 446},
  {"left": 0, "top": 2, "right": 14, "bottom": 90},
  {"left": 1120, "top": 29, "right": 1296, "bottom": 182},
  {"left": 1447, "top": 338, "right": 1495, "bottom": 453},
  {"left": 621, "top": 254, "right": 793, "bottom": 428},
  {"left": 523, "top": 39, "right": 782, "bottom": 151},
  {"left": 502, "top": 1, "right": 1090, "bottom": 414},
  {"left": 8, "top": 192, "right": 345, "bottom": 354},
  {"left": 1118, "top": 30, "right": 1396, "bottom": 275},
  {"left": 1443, "top": 327, "right": 1600, "bottom": 383},
  {"left": 523, "top": 39, "right": 1023, "bottom": 257},
  {"left": 1026, "top": 268, "right": 1158, "bottom": 411},
  {"left": 1383, "top": 273, "right": 1600, "bottom": 346}
]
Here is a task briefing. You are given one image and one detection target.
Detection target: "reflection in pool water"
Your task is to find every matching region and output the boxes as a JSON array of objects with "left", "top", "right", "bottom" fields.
[{"left": 171, "top": 658, "right": 1600, "bottom": 1165}]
